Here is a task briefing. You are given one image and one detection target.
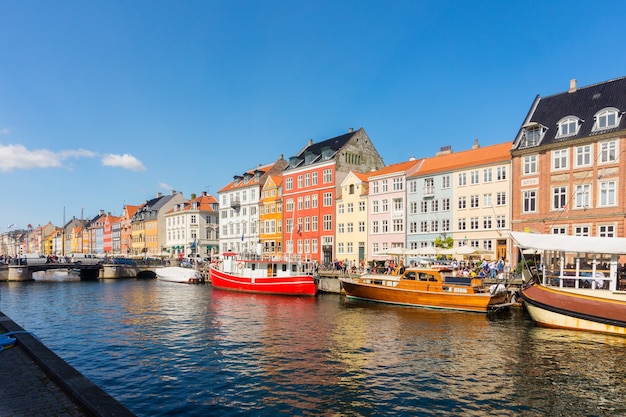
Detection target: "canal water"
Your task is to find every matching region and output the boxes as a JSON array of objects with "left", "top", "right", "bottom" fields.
[{"left": 1, "top": 276, "right": 625, "bottom": 416}]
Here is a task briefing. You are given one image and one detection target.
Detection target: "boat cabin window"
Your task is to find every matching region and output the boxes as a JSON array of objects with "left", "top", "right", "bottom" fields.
[
  {"left": 419, "top": 273, "right": 436, "bottom": 281},
  {"left": 251, "top": 263, "right": 256, "bottom": 271},
  {"left": 281, "top": 264, "right": 288, "bottom": 272},
  {"left": 404, "top": 271, "right": 416, "bottom": 280}
]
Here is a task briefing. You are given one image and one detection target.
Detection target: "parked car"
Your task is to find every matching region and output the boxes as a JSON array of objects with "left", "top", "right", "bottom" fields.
[{"left": 70, "top": 253, "right": 103, "bottom": 265}]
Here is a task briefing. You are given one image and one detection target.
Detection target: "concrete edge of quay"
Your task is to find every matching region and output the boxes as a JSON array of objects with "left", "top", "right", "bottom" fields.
[{"left": 0, "top": 312, "right": 136, "bottom": 417}]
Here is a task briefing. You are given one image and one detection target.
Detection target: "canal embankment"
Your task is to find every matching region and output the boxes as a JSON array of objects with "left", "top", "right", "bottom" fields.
[{"left": 0, "top": 311, "right": 136, "bottom": 417}]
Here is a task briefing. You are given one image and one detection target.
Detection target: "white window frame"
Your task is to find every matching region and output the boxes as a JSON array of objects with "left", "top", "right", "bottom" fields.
[{"left": 552, "top": 149, "right": 568, "bottom": 171}]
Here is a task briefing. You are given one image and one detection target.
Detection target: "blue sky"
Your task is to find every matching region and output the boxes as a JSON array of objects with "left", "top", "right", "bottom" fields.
[{"left": 1, "top": 0, "right": 625, "bottom": 230}]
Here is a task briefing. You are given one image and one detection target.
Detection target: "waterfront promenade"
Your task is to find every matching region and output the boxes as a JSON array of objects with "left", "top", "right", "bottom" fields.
[{"left": 0, "top": 311, "right": 135, "bottom": 417}]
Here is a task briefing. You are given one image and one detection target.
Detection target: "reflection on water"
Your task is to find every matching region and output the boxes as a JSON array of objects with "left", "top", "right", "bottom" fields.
[{"left": 1, "top": 280, "right": 625, "bottom": 416}]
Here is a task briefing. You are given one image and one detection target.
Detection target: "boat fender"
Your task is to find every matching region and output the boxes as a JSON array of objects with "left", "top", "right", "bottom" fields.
[{"left": 237, "top": 262, "right": 243, "bottom": 269}]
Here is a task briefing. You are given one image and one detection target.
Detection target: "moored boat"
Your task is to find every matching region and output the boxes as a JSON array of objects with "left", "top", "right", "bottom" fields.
[
  {"left": 209, "top": 252, "right": 317, "bottom": 296},
  {"left": 512, "top": 231, "right": 626, "bottom": 336},
  {"left": 339, "top": 267, "right": 510, "bottom": 313},
  {"left": 156, "top": 266, "right": 204, "bottom": 284}
]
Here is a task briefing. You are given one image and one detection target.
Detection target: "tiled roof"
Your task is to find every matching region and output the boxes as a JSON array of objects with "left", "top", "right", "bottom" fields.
[
  {"left": 411, "top": 142, "right": 512, "bottom": 176},
  {"left": 368, "top": 159, "right": 422, "bottom": 178},
  {"left": 218, "top": 161, "right": 282, "bottom": 193},
  {"left": 516, "top": 76, "right": 626, "bottom": 148}
]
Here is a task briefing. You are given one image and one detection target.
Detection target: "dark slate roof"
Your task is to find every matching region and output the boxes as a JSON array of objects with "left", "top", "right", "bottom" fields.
[
  {"left": 297, "top": 131, "right": 355, "bottom": 157},
  {"left": 518, "top": 76, "right": 626, "bottom": 148},
  {"left": 285, "top": 129, "right": 358, "bottom": 170}
]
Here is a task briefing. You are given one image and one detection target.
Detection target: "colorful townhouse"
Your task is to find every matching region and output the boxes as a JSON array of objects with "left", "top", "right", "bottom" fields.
[
  {"left": 131, "top": 191, "right": 185, "bottom": 257},
  {"left": 259, "top": 174, "right": 284, "bottom": 258},
  {"left": 164, "top": 191, "right": 220, "bottom": 258},
  {"left": 367, "top": 159, "right": 423, "bottom": 258},
  {"left": 335, "top": 171, "right": 369, "bottom": 267},
  {"left": 407, "top": 141, "right": 512, "bottom": 260},
  {"left": 218, "top": 156, "right": 288, "bottom": 255},
  {"left": 511, "top": 77, "right": 626, "bottom": 239},
  {"left": 281, "top": 128, "right": 385, "bottom": 263},
  {"left": 120, "top": 204, "right": 140, "bottom": 256}
]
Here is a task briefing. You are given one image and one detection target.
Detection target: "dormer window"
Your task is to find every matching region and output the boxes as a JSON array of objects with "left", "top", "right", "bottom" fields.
[
  {"left": 520, "top": 123, "right": 547, "bottom": 148},
  {"left": 556, "top": 116, "right": 581, "bottom": 138},
  {"left": 593, "top": 108, "right": 621, "bottom": 132}
]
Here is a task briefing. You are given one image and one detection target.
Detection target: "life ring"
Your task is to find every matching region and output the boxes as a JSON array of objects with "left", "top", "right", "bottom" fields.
[{"left": 237, "top": 262, "right": 244, "bottom": 269}]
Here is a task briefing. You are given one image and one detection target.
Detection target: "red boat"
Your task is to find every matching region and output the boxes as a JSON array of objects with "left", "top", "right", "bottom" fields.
[{"left": 209, "top": 252, "right": 317, "bottom": 296}]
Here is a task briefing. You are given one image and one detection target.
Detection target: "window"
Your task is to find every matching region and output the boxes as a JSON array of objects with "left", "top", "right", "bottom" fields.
[
  {"left": 409, "top": 201, "right": 418, "bottom": 214},
  {"left": 347, "top": 203, "right": 354, "bottom": 213},
  {"left": 323, "top": 169, "right": 332, "bottom": 184},
  {"left": 483, "top": 240, "right": 493, "bottom": 251},
  {"left": 409, "top": 221, "right": 417, "bottom": 233},
  {"left": 523, "top": 155, "right": 537, "bottom": 175},
  {"left": 483, "top": 168, "right": 492, "bottom": 183},
  {"left": 312, "top": 172, "right": 318, "bottom": 185},
  {"left": 285, "top": 178, "right": 293, "bottom": 190},
  {"left": 297, "top": 175, "right": 303, "bottom": 189},
  {"left": 599, "top": 180, "right": 616, "bottom": 206},
  {"left": 483, "top": 216, "right": 492, "bottom": 229},
  {"left": 470, "top": 170, "right": 479, "bottom": 184},
  {"left": 458, "top": 196, "right": 466, "bottom": 209},
  {"left": 442, "top": 175, "right": 451, "bottom": 189},
  {"left": 442, "top": 219, "right": 450, "bottom": 231},
  {"left": 424, "top": 178, "right": 434, "bottom": 195},
  {"left": 521, "top": 125, "right": 545, "bottom": 147},
  {"left": 348, "top": 184, "right": 355, "bottom": 194},
  {"left": 393, "top": 219, "right": 403, "bottom": 232},
  {"left": 458, "top": 218, "right": 466, "bottom": 231},
  {"left": 372, "top": 200, "right": 379, "bottom": 213},
  {"left": 358, "top": 221, "right": 365, "bottom": 232},
  {"left": 552, "top": 227, "right": 566, "bottom": 235},
  {"left": 552, "top": 186, "right": 567, "bottom": 210},
  {"left": 372, "top": 182, "right": 378, "bottom": 194},
  {"left": 470, "top": 217, "right": 479, "bottom": 230},
  {"left": 304, "top": 173, "right": 310, "bottom": 187},
  {"left": 409, "top": 180, "right": 417, "bottom": 193},
  {"left": 483, "top": 193, "right": 492, "bottom": 207},
  {"left": 598, "top": 224, "right": 615, "bottom": 237},
  {"left": 599, "top": 140, "right": 617, "bottom": 164},
  {"left": 312, "top": 194, "right": 318, "bottom": 208},
  {"left": 496, "top": 166, "right": 507, "bottom": 181},
  {"left": 574, "top": 225, "right": 590, "bottom": 237},
  {"left": 372, "top": 221, "right": 379, "bottom": 233},
  {"left": 442, "top": 198, "right": 450, "bottom": 211},
  {"left": 552, "top": 149, "right": 568, "bottom": 170},
  {"left": 593, "top": 108, "right": 620, "bottom": 132},
  {"left": 575, "top": 184, "right": 591, "bottom": 208},
  {"left": 575, "top": 145, "right": 592, "bottom": 167},
  {"left": 323, "top": 192, "right": 332, "bottom": 206},
  {"left": 496, "top": 215, "right": 506, "bottom": 229},
  {"left": 430, "top": 200, "right": 438, "bottom": 212},
  {"left": 337, "top": 223, "right": 344, "bottom": 234},
  {"left": 312, "top": 216, "right": 318, "bottom": 231},
  {"left": 420, "top": 221, "right": 428, "bottom": 233},
  {"left": 458, "top": 173, "right": 466, "bottom": 186},
  {"left": 381, "top": 220, "right": 388, "bottom": 233},
  {"left": 393, "top": 178, "right": 403, "bottom": 191},
  {"left": 421, "top": 201, "right": 428, "bottom": 213},
  {"left": 393, "top": 199, "right": 403, "bottom": 212},
  {"left": 347, "top": 222, "right": 354, "bottom": 233},
  {"left": 523, "top": 190, "right": 537, "bottom": 213},
  {"left": 382, "top": 180, "right": 388, "bottom": 192},
  {"left": 381, "top": 199, "right": 388, "bottom": 212},
  {"left": 470, "top": 195, "right": 479, "bottom": 208},
  {"left": 323, "top": 214, "right": 332, "bottom": 230},
  {"left": 556, "top": 116, "right": 580, "bottom": 138}
]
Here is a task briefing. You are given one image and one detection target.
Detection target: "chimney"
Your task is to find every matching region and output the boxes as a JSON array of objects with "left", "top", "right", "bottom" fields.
[
  {"left": 569, "top": 79, "right": 577, "bottom": 93},
  {"left": 191, "top": 193, "right": 196, "bottom": 199},
  {"left": 436, "top": 145, "right": 453, "bottom": 156},
  {"left": 156, "top": 192, "right": 163, "bottom": 198},
  {"left": 202, "top": 191, "right": 207, "bottom": 196},
  {"left": 472, "top": 138, "right": 480, "bottom": 149},
  {"left": 348, "top": 127, "right": 354, "bottom": 133},
  {"left": 308, "top": 138, "right": 313, "bottom": 146}
]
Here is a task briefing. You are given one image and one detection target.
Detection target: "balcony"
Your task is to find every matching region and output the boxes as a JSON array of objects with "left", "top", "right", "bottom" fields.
[
  {"left": 230, "top": 199, "right": 241, "bottom": 210},
  {"left": 423, "top": 186, "right": 435, "bottom": 198}
]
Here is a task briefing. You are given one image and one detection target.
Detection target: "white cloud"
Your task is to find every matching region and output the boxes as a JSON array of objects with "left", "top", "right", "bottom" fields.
[
  {"left": 0, "top": 143, "right": 96, "bottom": 172},
  {"left": 101, "top": 153, "right": 146, "bottom": 171},
  {"left": 0, "top": 128, "right": 10, "bottom": 135},
  {"left": 159, "top": 182, "right": 174, "bottom": 191}
]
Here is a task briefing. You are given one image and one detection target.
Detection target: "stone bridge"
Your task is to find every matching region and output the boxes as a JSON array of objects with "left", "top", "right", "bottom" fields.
[{"left": 0, "top": 263, "right": 160, "bottom": 281}]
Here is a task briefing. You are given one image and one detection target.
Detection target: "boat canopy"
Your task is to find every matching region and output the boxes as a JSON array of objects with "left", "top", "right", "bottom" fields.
[{"left": 510, "top": 231, "right": 626, "bottom": 255}]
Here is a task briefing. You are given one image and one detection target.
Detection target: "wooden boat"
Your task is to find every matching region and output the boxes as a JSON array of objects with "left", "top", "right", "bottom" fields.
[
  {"left": 512, "top": 231, "right": 626, "bottom": 336},
  {"left": 156, "top": 266, "right": 204, "bottom": 284},
  {"left": 209, "top": 252, "right": 317, "bottom": 296},
  {"left": 339, "top": 267, "right": 510, "bottom": 313}
]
